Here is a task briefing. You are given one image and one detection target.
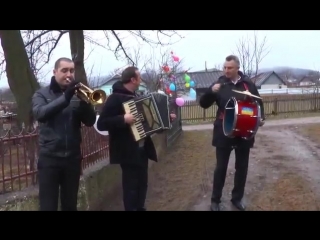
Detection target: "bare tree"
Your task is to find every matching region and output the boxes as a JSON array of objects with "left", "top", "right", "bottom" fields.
[
  {"left": 0, "top": 30, "right": 40, "bottom": 178},
  {"left": 1, "top": 30, "right": 182, "bottom": 79},
  {"left": 213, "top": 64, "right": 223, "bottom": 71},
  {"left": 125, "top": 47, "right": 186, "bottom": 92},
  {"left": 0, "top": 30, "right": 183, "bottom": 106},
  {"left": 234, "top": 31, "right": 271, "bottom": 79},
  {"left": 69, "top": 30, "right": 89, "bottom": 85},
  {"left": 0, "top": 30, "right": 40, "bottom": 127},
  {"left": 22, "top": 30, "right": 69, "bottom": 79}
]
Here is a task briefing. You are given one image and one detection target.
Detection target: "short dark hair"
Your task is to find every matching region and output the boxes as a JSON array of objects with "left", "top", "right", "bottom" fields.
[
  {"left": 54, "top": 57, "right": 73, "bottom": 70},
  {"left": 121, "top": 66, "right": 139, "bottom": 83},
  {"left": 225, "top": 55, "right": 240, "bottom": 67}
]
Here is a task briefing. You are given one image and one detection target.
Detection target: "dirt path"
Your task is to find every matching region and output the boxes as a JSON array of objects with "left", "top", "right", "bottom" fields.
[
  {"left": 193, "top": 120, "right": 320, "bottom": 211},
  {"left": 103, "top": 116, "right": 320, "bottom": 211}
]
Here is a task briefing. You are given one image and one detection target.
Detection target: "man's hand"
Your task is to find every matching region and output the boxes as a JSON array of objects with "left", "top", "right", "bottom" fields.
[
  {"left": 170, "top": 113, "right": 176, "bottom": 122},
  {"left": 124, "top": 113, "right": 135, "bottom": 125},
  {"left": 65, "top": 80, "right": 81, "bottom": 102},
  {"left": 259, "top": 119, "right": 265, "bottom": 127},
  {"left": 211, "top": 83, "right": 221, "bottom": 92}
]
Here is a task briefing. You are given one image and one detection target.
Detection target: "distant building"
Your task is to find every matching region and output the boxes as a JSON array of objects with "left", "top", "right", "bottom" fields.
[
  {"left": 90, "top": 74, "right": 147, "bottom": 96},
  {"left": 297, "top": 76, "right": 318, "bottom": 86},
  {"left": 174, "top": 70, "right": 224, "bottom": 98},
  {"left": 250, "top": 71, "right": 287, "bottom": 89}
]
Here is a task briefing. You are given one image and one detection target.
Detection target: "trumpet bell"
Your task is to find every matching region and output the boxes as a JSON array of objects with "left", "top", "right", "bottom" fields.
[
  {"left": 90, "top": 90, "right": 107, "bottom": 105},
  {"left": 76, "top": 83, "right": 108, "bottom": 105}
]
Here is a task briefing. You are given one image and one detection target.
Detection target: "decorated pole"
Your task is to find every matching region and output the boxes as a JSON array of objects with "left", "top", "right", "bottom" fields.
[{"left": 159, "top": 51, "right": 197, "bottom": 110}]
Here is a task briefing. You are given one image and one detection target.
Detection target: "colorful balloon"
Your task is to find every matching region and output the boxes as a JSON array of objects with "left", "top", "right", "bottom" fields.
[
  {"left": 169, "top": 83, "right": 176, "bottom": 91},
  {"left": 185, "top": 83, "right": 190, "bottom": 88},
  {"left": 189, "top": 88, "right": 197, "bottom": 100},
  {"left": 165, "top": 87, "right": 171, "bottom": 94},
  {"left": 175, "top": 97, "right": 185, "bottom": 107},
  {"left": 190, "top": 80, "right": 195, "bottom": 87},
  {"left": 172, "top": 55, "right": 179, "bottom": 62},
  {"left": 171, "top": 51, "right": 180, "bottom": 62},
  {"left": 162, "top": 65, "right": 170, "bottom": 73},
  {"left": 184, "top": 74, "right": 191, "bottom": 82}
]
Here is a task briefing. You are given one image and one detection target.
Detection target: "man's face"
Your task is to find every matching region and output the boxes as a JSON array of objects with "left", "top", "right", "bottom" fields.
[
  {"left": 223, "top": 60, "right": 239, "bottom": 79},
  {"left": 131, "top": 70, "right": 142, "bottom": 90},
  {"left": 53, "top": 60, "right": 75, "bottom": 87}
]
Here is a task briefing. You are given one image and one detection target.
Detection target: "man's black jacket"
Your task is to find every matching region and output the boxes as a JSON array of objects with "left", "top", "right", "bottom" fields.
[
  {"left": 199, "top": 72, "right": 265, "bottom": 148},
  {"left": 32, "top": 77, "right": 96, "bottom": 159},
  {"left": 97, "top": 81, "right": 157, "bottom": 165}
]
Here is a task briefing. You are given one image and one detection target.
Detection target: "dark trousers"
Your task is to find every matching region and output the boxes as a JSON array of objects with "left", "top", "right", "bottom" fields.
[
  {"left": 120, "top": 148, "right": 149, "bottom": 211},
  {"left": 211, "top": 147, "right": 250, "bottom": 203},
  {"left": 37, "top": 156, "right": 82, "bottom": 211}
]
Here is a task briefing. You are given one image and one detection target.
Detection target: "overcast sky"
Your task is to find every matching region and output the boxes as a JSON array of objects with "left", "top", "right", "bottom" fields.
[{"left": 1, "top": 30, "right": 320, "bottom": 88}]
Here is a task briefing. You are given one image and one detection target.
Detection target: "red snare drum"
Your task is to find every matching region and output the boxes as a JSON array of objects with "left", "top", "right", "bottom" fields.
[{"left": 222, "top": 97, "right": 261, "bottom": 139}]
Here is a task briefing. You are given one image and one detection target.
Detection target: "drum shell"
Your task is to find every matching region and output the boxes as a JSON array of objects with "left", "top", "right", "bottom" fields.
[{"left": 223, "top": 97, "right": 261, "bottom": 139}]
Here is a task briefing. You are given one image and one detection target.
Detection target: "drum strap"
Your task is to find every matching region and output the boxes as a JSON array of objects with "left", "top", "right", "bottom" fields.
[{"left": 218, "top": 81, "right": 249, "bottom": 120}]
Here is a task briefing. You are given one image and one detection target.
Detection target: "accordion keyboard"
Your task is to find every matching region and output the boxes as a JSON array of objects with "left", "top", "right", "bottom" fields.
[{"left": 123, "top": 100, "right": 147, "bottom": 141}]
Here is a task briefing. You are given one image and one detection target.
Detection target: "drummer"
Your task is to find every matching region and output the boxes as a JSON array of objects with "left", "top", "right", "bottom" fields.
[{"left": 199, "top": 55, "right": 265, "bottom": 211}]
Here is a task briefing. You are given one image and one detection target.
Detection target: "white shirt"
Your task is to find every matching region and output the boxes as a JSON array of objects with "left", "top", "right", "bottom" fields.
[{"left": 231, "top": 76, "right": 241, "bottom": 85}]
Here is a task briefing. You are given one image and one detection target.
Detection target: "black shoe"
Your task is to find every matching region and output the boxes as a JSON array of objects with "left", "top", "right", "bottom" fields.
[
  {"left": 210, "top": 202, "right": 221, "bottom": 211},
  {"left": 231, "top": 200, "right": 246, "bottom": 211},
  {"left": 137, "top": 207, "right": 146, "bottom": 211}
]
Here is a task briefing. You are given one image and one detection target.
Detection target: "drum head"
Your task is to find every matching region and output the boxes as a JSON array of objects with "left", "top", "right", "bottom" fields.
[
  {"left": 223, "top": 98, "right": 236, "bottom": 136},
  {"left": 94, "top": 115, "right": 109, "bottom": 136}
]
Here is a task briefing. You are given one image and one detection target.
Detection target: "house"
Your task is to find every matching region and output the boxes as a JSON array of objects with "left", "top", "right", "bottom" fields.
[
  {"left": 174, "top": 70, "right": 224, "bottom": 97},
  {"left": 250, "top": 71, "right": 287, "bottom": 89},
  {"left": 0, "top": 113, "right": 18, "bottom": 131},
  {"left": 297, "top": 76, "right": 318, "bottom": 86},
  {"left": 90, "top": 74, "right": 148, "bottom": 95}
]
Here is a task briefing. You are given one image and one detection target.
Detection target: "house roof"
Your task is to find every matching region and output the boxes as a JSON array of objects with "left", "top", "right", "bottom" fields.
[
  {"left": 174, "top": 71, "right": 224, "bottom": 89},
  {"left": 91, "top": 73, "right": 148, "bottom": 88},
  {"left": 251, "top": 71, "right": 287, "bottom": 87},
  {"left": 89, "top": 74, "right": 121, "bottom": 88},
  {"left": 297, "top": 75, "right": 318, "bottom": 84},
  {"left": 194, "top": 68, "right": 221, "bottom": 72}
]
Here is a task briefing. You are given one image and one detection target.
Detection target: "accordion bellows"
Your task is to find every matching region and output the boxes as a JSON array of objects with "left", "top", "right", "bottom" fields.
[{"left": 123, "top": 93, "right": 172, "bottom": 141}]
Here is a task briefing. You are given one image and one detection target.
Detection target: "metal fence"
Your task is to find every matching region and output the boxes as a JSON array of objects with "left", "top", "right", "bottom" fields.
[
  {"left": 181, "top": 94, "right": 320, "bottom": 123},
  {"left": 0, "top": 111, "right": 183, "bottom": 194},
  {"left": 0, "top": 126, "right": 108, "bottom": 194}
]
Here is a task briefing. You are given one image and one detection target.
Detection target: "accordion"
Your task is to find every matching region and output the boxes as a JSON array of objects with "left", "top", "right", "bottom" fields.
[{"left": 123, "top": 92, "right": 171, "bottom": 141}]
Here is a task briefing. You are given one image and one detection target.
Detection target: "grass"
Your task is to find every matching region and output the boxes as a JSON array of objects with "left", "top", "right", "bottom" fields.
[
  {"left": 248, "top": 172, "right": 320, "bottom": 211},
  {"left": 294, "top": 123, "right": 320, "bottom": 143}
]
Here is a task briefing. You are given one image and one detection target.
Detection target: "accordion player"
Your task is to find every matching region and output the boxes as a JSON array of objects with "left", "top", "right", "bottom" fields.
[{"left": 122, "top": 92, "right": 172, "bottom": 141}]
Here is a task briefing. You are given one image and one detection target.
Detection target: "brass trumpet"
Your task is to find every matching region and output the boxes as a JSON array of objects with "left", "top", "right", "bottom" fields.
[{"left": 67, "top": 78, "right": 107, "bottom": 105}]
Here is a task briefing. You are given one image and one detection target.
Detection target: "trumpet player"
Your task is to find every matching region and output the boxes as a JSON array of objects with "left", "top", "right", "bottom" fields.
[{"left": 32, "top": 57, "right": 96, "bottom": 211}]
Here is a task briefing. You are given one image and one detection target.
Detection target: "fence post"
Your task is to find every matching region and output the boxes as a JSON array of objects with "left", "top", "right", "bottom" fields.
[
  {"left": 273, "top": 98, "right": 278, "bottom": 115},
  {"left": 203, "top": 109, "right": 206, "bottom": 121}
]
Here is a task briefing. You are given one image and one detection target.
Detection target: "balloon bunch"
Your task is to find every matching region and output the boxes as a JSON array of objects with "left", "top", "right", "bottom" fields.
[
  {"left": 158, "top": 51, "right": 197, "bottom": 107},
  {"left": 182, "top": 73, "right": 197, "bottom": 101}
]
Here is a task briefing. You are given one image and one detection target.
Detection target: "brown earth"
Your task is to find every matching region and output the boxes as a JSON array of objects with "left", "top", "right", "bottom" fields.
[
  {"left": 193, "top": 122, "right": 320, "bottom": 211},
  {"left": 104, "top": 117, "right": 320, "bottom": 211},
  {"left": 103, "top": 130, "right": 215, "bottom": 211}
]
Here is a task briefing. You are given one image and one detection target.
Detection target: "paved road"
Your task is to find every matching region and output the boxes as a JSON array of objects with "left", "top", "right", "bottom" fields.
[{"left": 182, "top": 116, "right": 320, "bottom": 131}]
